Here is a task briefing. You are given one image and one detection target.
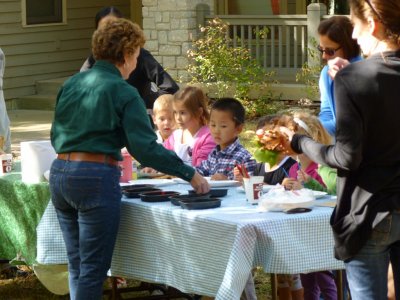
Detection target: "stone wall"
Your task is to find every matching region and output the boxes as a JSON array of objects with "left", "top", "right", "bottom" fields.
[{"left": 141, "top": 0, "right": 213, "bottom": 81}]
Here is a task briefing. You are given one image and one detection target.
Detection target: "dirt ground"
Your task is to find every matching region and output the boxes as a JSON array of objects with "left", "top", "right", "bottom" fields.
[{"left": 8, "top": 110, "right": 54, "bottom": 158}]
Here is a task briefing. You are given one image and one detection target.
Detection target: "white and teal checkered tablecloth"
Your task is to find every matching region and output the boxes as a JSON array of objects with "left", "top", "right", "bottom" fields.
[{"left": 36, "top": 183, "right": 344, "bottom": 300}]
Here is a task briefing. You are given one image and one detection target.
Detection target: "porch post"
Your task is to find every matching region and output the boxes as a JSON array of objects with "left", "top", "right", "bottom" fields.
[{"left": 307, "top": 3, "right": 327, "bottom": 67}]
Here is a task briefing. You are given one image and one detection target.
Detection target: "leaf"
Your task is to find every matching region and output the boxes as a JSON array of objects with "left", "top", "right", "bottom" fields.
[{"left": 253, "top": 148, "right": 279, "bottom": 166}]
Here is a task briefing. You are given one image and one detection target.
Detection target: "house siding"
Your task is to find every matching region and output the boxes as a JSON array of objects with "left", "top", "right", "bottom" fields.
[{"left": 0, "top": 0, "right": 130, "bottom": 100}]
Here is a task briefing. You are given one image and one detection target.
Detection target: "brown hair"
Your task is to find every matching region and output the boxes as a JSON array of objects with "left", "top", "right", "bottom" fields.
[
  {"left": 173, "top": 86, "right": 210, "bottom": 126},
  {"left": 349, "top": 0, "right": 400, "bottom": 45},
  {"left": 318, "top": 16, "right": 361, "bottom": 60},
  {"left": 92, "top": 18, "right": 145, "bottom": 65}
]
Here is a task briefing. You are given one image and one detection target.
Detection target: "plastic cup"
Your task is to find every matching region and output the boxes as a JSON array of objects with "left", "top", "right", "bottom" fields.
[{"left": 243, "top": 176, "right": 264, "bottom": 204}]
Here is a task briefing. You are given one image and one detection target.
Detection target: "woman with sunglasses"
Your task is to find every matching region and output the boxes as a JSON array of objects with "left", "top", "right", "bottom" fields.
[
  {"left": 277, "top": 0, "right": 400, "bottom": 299},
  {"left": 317, "top": 16, "right": 362, "bottom": 136}
]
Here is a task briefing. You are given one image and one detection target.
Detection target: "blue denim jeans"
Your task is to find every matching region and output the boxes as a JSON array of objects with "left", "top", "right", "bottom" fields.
[
  {"left": 49, "top": 159, "right": 121, "bottom": 300},
  {"left": 345, "top": 210, "right": 400, "bottom": 300}
]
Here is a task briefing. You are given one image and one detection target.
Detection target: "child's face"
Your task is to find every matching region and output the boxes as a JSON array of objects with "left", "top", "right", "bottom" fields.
[
  {"left": 209, "top": 109, "right": 243, "bottom": 150},
  {"left": 153, "top": 109, "right": 174, "bottom": 140},
  {"left": 173, "top": 101, "right": 199, "bottom": 131}
]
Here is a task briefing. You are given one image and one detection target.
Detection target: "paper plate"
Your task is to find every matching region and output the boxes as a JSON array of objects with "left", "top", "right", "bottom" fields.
[
  {"left": 129, "top": 179, "right": 175, "bottom": 187},
  {"left": 313, "top": 191, "right": 328, "bottom": 199}
]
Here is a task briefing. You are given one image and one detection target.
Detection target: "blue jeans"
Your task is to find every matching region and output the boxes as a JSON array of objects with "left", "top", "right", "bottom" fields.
[
  {"left": 49, "top": 159, "right": 121, "bottom": 300},
  {"left": 345, "top": 210, "right": 400, "bottom": 300}
]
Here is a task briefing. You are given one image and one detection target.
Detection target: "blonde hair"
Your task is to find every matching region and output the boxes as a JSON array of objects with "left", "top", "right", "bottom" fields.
[
  {"left": 153, "top": 94, "right": 174, "bottom": 116},
  {"left": 173, "top": 86, "right": 210, "bottom": 126},
  {"left": 291, "top": 110, "right": 332, "bottom": 145}
]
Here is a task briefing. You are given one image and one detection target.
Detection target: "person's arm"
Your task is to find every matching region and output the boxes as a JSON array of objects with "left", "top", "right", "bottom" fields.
[
  {"left": 317, "top": 165, "right": 337, "bottom": 195},
  {"left": 192, "top": 130, "right": 216, "bottom": 167},
  {"left": 122, "top": 92, "right": 193, "bottom": 181},
  {"left": 291, "top": 69, "right": 363, "bottom": 171},
  {"left": 318, "top": 66, "right": 336, "bottom": 136},
  {"left": 195, "top": 158, "right": 211, "bottom": 177},
  {"left": 303, "top": 178, "right": 328, "bottom": 193}
]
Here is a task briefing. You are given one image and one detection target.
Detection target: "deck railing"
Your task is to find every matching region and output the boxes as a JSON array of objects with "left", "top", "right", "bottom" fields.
[
  {"left": 204, "top": 15, "right": 308, "bottom": 70},
  {"left": 198, "top": 4, "right": 331, "bottom": 82}
]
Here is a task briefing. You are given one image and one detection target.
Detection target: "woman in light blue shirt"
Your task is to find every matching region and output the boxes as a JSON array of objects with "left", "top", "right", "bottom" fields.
[{"left": 317, "top": 16, "right": 362, "bottom": 136}]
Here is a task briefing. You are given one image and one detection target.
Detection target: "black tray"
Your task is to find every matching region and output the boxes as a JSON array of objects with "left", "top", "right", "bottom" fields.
[
  {"left": 121, "top": 184, "right": 155, "bottom": 191},
  {"left": 139, "top": 190, "right": 181, "bottom": 202},
  {"left": 188, "top": 188, "right": 228, "bottom": 198},
  {"left": 123, "top": 187, "right": 161, "bottom": 198},
  {"left": 169, "top": 194, "right": 211, "bottom": 206},
  {"left": 179, "top": 198, "right": 222, "bottom": 210}
]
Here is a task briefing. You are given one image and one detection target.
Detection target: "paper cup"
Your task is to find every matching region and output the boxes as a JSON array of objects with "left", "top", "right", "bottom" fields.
[{"left": 243, "top": 176, "right": 264, "bottom": 204}]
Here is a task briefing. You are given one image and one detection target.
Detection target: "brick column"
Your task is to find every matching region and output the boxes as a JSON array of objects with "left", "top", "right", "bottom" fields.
[{"left": 142, "top": 0, "right": 213, "bottom": 81}]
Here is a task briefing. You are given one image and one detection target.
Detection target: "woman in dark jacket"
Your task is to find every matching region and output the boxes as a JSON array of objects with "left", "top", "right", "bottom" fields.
[{"left": 278, "top": 0, "right": 400, "bottom": 299}]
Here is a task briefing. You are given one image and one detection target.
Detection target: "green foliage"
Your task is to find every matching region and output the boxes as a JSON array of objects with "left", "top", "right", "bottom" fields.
[
  {"left": 253, "top": 148, "right": 279, "bottom": 166},
  {"left": 295, "top": 37, "right": 323, "bottom": 100},
  {"left": 187, "top": 18, "right": 281, "bottom": 118}
]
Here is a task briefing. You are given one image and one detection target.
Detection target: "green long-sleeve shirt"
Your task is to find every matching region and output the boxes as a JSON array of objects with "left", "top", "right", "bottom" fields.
[
  {"left": 304, "top": 165, "right": 337, "bottom": 195},
  {"left": 51, "top": 60, "right": 194, "bottom": 181}
]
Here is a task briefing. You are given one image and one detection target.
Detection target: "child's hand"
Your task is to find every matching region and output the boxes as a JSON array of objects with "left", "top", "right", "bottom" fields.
[
  {"left": 296, "top": 169, "right": 310, "bottom": 184},
  {"left": 141, "top": 167, "right": 157, "bottom": 174},
  {"left": 233, "top": 167, "right": 243, "bottom": 183},
  {"left": 210, "top": 173, "right": 228, "bottom": 181},
  {"left": 282, "top": 177, "right": 302, "bottom": 190}
]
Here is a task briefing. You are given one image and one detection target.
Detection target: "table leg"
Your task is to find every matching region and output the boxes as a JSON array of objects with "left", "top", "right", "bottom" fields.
[
  {"left": 335, "top": 270, "right": 344, "bottom": 300},
  {"left": 270, "top": 274, "right": 278, "bottom": 300}
]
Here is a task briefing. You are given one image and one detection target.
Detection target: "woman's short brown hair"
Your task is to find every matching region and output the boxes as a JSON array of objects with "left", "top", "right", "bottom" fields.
[
  {"left": 318, "top": 16, "right": 360, "bottom": 60},
  {"left": 92, "top": 18, "right": 145, "bottom": 65}
]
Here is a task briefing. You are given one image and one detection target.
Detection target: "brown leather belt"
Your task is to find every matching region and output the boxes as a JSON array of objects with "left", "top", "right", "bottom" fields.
[{"left": 57, "top": 152, "right": 119, "bottom": 167}]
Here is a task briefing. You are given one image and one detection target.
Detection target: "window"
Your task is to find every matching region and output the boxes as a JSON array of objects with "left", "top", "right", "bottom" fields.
[{"left": 23, "top": 0, "right": 66, "bottom": 26}]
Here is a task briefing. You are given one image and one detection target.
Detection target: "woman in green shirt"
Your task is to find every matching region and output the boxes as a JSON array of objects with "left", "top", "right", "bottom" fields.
[{"left": 50, "top": 18, "right": 209, "bottom": 300}]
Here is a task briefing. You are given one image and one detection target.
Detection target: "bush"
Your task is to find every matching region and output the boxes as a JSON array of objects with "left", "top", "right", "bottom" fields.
[
  {"left": 187, "top": 18, "right": 282, "bottom": 118},
  {"left": 295, "top": 37, "right": 323, "bottom": 101}
]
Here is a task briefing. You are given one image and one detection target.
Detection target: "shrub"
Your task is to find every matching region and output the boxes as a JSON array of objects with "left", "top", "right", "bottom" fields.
[
  {"left": 187, "top": 18, "right": 282, "bottom": 118},
  {"left": 295, "top": 37, "right": 323, "bottom": 101}
]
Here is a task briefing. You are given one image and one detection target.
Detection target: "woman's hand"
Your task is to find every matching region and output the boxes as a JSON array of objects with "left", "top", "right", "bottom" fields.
[
  {"left": 190, "top": 172, "right": 211, "bottom": 194},
  {"left": 327, "top": 57, "right": 350, "bottom": 79},
  {"left": 210, "top": 173, "right": 228, "bottom": 181},
  {"left": 282, "top": 177, "right": 302, "bottom": 190}
]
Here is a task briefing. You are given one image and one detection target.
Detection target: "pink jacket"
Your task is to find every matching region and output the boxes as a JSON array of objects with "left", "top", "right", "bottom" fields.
[
  {"left": 289, "top": 161, "right": 326, "bottom": 186},
  {"left": 163, "top": 126, "right": 216, "bottom": 167}
]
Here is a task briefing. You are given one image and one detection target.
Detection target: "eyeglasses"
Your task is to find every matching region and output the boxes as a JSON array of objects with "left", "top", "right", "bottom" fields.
[{"left": 317, "top": 45, "right": 342, "bottom": 56}]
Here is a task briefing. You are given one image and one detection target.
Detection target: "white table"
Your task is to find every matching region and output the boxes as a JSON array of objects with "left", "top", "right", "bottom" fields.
[{"left": 36, "top": 183, "right": 344, "bottom": 300}]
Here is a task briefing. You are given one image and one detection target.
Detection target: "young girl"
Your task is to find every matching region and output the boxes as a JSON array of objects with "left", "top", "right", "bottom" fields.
[
  {"left": 281, "top": 111, "right": 338, "bottom": 300},
  {"left": 164, "top": 86, "right": 215, "bottom": 167}
]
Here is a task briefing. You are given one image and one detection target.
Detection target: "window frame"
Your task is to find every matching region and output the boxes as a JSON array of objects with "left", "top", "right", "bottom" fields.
[{"left": 22, "top": 0, "right": 67, "bottom": 27}]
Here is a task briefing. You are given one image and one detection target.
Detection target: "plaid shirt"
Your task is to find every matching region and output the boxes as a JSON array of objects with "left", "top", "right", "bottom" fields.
[{"left": 196, "top": 138, "right": 256, "bottom": 180}]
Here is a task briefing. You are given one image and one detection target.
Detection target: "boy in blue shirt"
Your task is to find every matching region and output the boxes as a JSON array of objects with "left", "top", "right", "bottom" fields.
[{"left": 196, "top": 98, "right": 256, "bottom": 180}]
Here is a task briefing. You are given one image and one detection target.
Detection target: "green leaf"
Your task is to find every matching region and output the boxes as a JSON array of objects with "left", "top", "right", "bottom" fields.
[{"left": 253, "top": 148, "right": 279, "bottom": 166}]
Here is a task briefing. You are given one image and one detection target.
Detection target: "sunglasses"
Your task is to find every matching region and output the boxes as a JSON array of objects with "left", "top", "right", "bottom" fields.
[{"left": 317, "top": 45, "right": 342, "bottom": 56}]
